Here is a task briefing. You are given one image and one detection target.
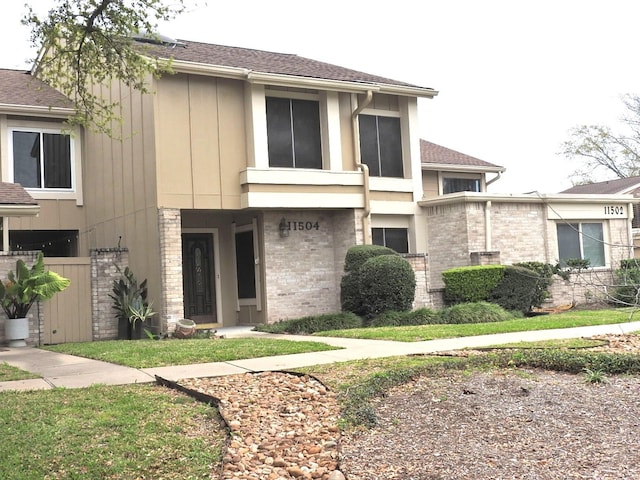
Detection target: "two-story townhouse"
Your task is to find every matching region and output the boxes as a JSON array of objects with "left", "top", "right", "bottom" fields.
[{"left": 80, "top": 38, "right": 437, "bottom": 332}]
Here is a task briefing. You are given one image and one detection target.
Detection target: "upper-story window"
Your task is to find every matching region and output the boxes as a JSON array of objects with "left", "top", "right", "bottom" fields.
[
  {"left": 359, "top": 114, "right": 403, "bottom": 178},
  {"left": 11, "top": 129, "right": 72, "bottom": 190},
  {"left": 266, "top": 97, "right": 322, "bottom": 169},
  {"left": 443, "top": 177, "right": 480, "bottom": 194},
  {"left": 557, "top": 222, "right": 605, "bottom": 267}
]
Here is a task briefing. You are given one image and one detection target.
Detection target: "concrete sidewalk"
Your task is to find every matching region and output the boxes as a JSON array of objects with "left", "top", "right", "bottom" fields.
[{"left": 2, "top": 320, "right": 640, "bottom": 392}]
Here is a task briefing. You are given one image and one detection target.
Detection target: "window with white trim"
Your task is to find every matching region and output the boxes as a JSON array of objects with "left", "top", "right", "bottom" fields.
[
  {"left": 557, "top": 222, "right": 605, "bottom": 267},
  {"left": 443, "top": 177, "right": 480, "bottom": 194},
  {"left": 11, "top": 129, "right": 73, "bottom": 190},
  {"left": 372, "top": 227, "right": 408, "bottom": 253},
  {"left": 266, "top": 97, "right": 322, "bottom": 169},
  {"left": 359, "top": 114, "right": 403, "bottom": 178}
]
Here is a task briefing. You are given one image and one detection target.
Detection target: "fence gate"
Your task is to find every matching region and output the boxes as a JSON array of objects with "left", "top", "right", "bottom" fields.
[{"left": 42, "top": 257, "right": 92, "bottom": 344}]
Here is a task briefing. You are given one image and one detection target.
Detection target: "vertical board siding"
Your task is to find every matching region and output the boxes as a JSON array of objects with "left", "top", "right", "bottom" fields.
[{"left": 43, "top": 258, "right": 92, "bottom": 344}]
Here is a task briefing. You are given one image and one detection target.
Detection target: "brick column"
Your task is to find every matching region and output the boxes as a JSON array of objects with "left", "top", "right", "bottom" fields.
[
  {"left": 91, "top": 248, "right": 128, "bottom": 341},
  {"left": 158, "top": 208, "right": 183, "bottom": 333}
]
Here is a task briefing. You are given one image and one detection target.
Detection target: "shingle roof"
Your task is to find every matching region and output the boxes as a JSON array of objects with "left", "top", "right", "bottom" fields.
[
  {"left": 141, "top": 39, "right": 433, "bottom": 90},
  {"left": 0, "top": 69, "right": 73, "bottom": 110},
  {"left": 0, "top": 183, "right": 38, "bottom": 206},
  {"left": 420, "top": 140, "right": 504, "bottom": 170},
  {"left": 560, "top": 177, "right": 640, "bottom": 195}
]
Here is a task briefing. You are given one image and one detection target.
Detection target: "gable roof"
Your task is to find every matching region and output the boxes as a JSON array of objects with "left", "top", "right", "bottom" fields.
[
  {"left": 0, "top": 69, "right": 73, "bottom": 113},
  {"left": 140, "top": 39, "right": 437, "bottom": 97},
  {"left": 420, "top": 140, "right": 505, "bottom": 173},
  {"left": 560, "top": 176, "right": 640, "bottom": 196}
]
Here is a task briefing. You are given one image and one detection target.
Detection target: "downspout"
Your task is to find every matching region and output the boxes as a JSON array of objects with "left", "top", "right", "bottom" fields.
[
  {"left": 485, "top": 200, "right": 492, "bottom": 251},
  {"left": 352, "top": 90, "right": 373, "bottom": 243},
  {"left": 486, "top": 171, "right": 502, "bottom": 187}
]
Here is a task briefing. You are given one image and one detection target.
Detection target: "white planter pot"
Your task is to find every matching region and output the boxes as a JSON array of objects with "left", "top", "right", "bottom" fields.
[{"left": 5, "top": 317, "right": 29, "bottom": 347}]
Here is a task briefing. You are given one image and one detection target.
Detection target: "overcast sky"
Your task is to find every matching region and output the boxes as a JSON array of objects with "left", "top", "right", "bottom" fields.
[{"left": 2, "top": 0, "right": 639, "bottom": 193}]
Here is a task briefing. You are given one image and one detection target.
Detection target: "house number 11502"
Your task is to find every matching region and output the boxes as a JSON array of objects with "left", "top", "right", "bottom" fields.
[
  {"left": 287, "top": 221, "right": 320, "bottom": 231},
  {"left": 604, "top": 205, "right": 624, "bottom": 215}
]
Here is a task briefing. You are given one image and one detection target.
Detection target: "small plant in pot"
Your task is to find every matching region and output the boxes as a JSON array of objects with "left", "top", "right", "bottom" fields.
[
  {"left": 0, "top": 253, "right": 70, "bottom": 347},
  {"left": 110, "top": 267, "right": 155, "bottom": 340}
]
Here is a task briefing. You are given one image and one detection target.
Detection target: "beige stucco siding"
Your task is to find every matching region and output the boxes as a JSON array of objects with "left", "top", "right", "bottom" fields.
[
  {"left": 155, "top": 74, "right": 246, "bottom": 210},
  {"left": 422, "top": 171, "right": 439, "bottom": 198}
]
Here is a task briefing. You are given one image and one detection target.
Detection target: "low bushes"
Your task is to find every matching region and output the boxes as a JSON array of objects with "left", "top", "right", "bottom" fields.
[
  {"left": 254, "top": 312, "right": 362, "bottom": 335},
  {"left": 437, "top": 302, "right": 514, "bottom": 324}
]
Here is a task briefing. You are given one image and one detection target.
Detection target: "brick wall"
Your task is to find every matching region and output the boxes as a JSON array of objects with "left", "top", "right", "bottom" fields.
[
  {"left": 403, "top": 254, "right": 431, "bottom": 308},
  {"left": 262, "top": 210, "right": 360, "bottom": 322},
  {"left": 158, "top": 208, "right": 184, "bottom": 333},
  {"left": 91, "top": 248, "right": 128, "bottom": 341}
]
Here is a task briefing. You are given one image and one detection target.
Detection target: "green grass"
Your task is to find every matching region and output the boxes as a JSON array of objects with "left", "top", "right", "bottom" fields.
[
  {"left": 42, "top": 337, "right": 339, "bottom": 368},
  {"left": 484, "top": 338, "right": 608, "bottom": 349},
  {"left": 0, "top": 362, "right": 40, "bottom": 382},
  {"left": 314, "top": 308, "right": 638, "bottom": 342},
  {"left": 0, "top": 384, "right": 225, "bottom": 479}
]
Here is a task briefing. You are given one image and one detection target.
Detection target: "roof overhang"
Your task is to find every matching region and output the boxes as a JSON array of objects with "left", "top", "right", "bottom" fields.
[
  {"left": 421, "top": 163, "right": 506, "bottom": 174},
  {"left": 0, "top": 103, "right": 74, "bottom": 118},
  {"left": 419, "top": 191, "right": 639, "bottom": 208},
  {"left": 0, "top": 204, "right": 40, "bottom": 217},
  {"left": 166, "top": 59, "right": 439, "bottom": 98}
]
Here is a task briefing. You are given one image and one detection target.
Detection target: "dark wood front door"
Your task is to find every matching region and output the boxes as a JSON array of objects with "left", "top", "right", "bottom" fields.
[{"left": 182, "top": 233, "right": 217, "bottom": 324}]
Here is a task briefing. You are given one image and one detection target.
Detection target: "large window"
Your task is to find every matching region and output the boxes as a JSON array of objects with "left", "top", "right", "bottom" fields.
[
  {"left": 372, "top": 227, "right": 408, "bottom": 254},
  {"left": 359, "top": 114, "right": 403, "bottom": 178},
  {"left": 12, "top": 130, "right": 72, "bottom": 190},
  {"left": 557, "top": 222, "right": 605, "bottom": 267},
  {"left": 443, "top": 177, "right": 480, "bottom": 194},
  {"left": 266, "top": 97, "right": 322, "bottom": 169}
]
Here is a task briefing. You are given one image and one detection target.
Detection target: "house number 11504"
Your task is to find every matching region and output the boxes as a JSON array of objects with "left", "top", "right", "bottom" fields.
[{"left": 287, "top": 221, "right": 320, "bottom": 231}]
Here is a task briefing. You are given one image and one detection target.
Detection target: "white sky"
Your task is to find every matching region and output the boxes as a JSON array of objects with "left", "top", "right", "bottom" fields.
[{"left": 1, "top": 0, "right": 639, "bottom": 193}]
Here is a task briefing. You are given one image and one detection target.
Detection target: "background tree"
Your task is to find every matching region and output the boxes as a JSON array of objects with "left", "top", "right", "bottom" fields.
[
  {"left": 24, "top": 0, "right": 194, "bottom": 136},
  {"left": 562, "top": 94, "right": 640, "bottom": 184}
]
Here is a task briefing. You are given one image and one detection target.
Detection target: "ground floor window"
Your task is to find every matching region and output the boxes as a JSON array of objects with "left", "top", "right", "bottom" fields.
[
  {"left": 557, "top": 222, "right": 605, "bottom": 267},
  {"left": 9, "top": 230, "right": 78, "bottom": 256},
  {"left": 372, "top": 227, "right": 408, "bottom": 254}
]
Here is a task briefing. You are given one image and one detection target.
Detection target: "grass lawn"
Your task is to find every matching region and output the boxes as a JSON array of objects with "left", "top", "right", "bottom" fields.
[
  {"left": 0, "top": 362, "right": 40, "bottom": 382},
  {"left": 42, "top": 337, "right": 340, "bottom": 368},
  {"left": 0, "top": 384, "right": 225, "bottom": 480},
  {"left": 314, "top": 308, "right": 640, "bottom": 342}
]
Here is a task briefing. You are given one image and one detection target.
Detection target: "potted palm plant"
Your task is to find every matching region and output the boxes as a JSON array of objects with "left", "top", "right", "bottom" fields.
[{"left": 0, "top": 253, "right": 70, "bottom": 347}]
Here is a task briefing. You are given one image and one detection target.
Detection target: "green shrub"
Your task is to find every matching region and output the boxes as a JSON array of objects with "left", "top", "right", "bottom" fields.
[
  {"left": 489, "top": 265, "right": 540, "bottom": 313},
  {"left": 254, "top": 312, "right": 363, "bottom": 334},
  {"left": 340, "top": 245, "right": 398, "bottom": 314},
  {"left": 513, "top": 261, "right": 557, "bottom": 307},
  {"left": 358, "top": 255, "right": 416, "bottom": 318},
  {"left": 437, "top": 301, "right": 513, "bottom": 324},
  {"left": 442, "top": 265, "right": 505, "bottom": 305},
  {"left": 497, "top": 349, "right": 640, "bottom": 375},
  {"left": 370, "top": 308, "right": 437, "bottom": 327},
  {"left": 610, "top": 260, "right": 640, "bottom": 306}
]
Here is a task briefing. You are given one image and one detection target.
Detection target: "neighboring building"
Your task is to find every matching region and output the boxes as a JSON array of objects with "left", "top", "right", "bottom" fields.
[
  {"left": 561, "top": 177, "right": 640, "bottom": 257},
  {"left": 0, "top": 39, "right": 638, "bottom": 344}
]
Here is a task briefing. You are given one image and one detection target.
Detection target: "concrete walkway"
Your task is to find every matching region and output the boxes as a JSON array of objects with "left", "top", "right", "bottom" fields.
[{"left": 2, "top": 320, "right": 640, "bottom": 392}]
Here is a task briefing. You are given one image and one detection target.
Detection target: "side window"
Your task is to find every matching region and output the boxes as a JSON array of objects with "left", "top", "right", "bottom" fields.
[
  {"left": 372, "top": 227, "right": 408, "bottom": 254},
  {"left": 266, "top": 97, "right": 322, "bottom": 169},
  {"left": 443, "top": 177, "right": 480, "bottom": 194},
  {"left": 359, "top": 114, "right": 403, "bottom": 178},
  {"left": 12, "top": 130, "right": 72, "bottom": 190},
  {"left": 557, "top": 222, "right": 605, "bottom": 267}
]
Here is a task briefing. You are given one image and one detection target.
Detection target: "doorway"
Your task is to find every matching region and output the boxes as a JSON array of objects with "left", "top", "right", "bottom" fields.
[{"left": 182, "top": 232, "right": 219, "bottom": 324}]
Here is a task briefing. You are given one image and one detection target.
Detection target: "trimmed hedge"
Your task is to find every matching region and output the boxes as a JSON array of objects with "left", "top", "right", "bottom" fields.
[
  {"left": 358, "top": 255, "right": 416, "bottom": 318},
  {"left": 513, "top": 261, "right": 557, "bottom": 308},
  {"left": 490, "top": 265, "right": 540, "bottom": 313},
  {"left": 341, "top": 245, "right": 398, "bottom": 315},
  {"left": 437, "top": 301, "right": 514, "bottom": 324},
  {"left": 442, "top": 265, "right": 505, "bottom": 304},
  {"left": 254, "top": 312, "right": 363, "bottom": 334},
  {"left": 370, "top": 308, "right": 438, "bottom": 327}
]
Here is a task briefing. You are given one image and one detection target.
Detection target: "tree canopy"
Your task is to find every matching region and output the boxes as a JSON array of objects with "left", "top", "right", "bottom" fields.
[
  {"left": 24, "top": 0, "right": 192, "bottom": 136},
  {"left": 562, "top": 94, "right": 640, "bottom": 184}
]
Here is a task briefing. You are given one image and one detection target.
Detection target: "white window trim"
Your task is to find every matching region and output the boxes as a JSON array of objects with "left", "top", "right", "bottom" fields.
[
  {"left": 556, "top": 221, "right": 608, "bottom": 268},
  {"left": 6, "top": 122, "right": 83, "bottom": 204},
  {"left": 439, "top": 172, "right": 484, "bottom": 195}
]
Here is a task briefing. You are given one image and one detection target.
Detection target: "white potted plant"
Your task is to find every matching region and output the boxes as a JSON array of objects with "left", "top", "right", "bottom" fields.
[{"left": 0, "top": 253, "right": 70, "bottom": 347}]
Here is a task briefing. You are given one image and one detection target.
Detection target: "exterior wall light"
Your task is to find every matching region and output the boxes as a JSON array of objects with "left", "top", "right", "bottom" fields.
[{"left": 279, "top": 217, "right": 290, "bottom": 237}]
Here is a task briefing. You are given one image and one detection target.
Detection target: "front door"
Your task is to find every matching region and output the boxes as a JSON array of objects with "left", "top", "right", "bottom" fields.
[{"left": 182, "top": 233, "right": 217, "bottom": 324}]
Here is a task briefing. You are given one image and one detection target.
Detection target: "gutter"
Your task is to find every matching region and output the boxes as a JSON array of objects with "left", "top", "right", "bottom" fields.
[{"left": 352, "top": 90, "right": 373, "bottom": 243}]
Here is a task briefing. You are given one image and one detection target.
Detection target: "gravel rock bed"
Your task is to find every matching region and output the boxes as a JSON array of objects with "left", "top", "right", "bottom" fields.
[{"left": 179, "top": 372, "right": 344, "bottom": 480}]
